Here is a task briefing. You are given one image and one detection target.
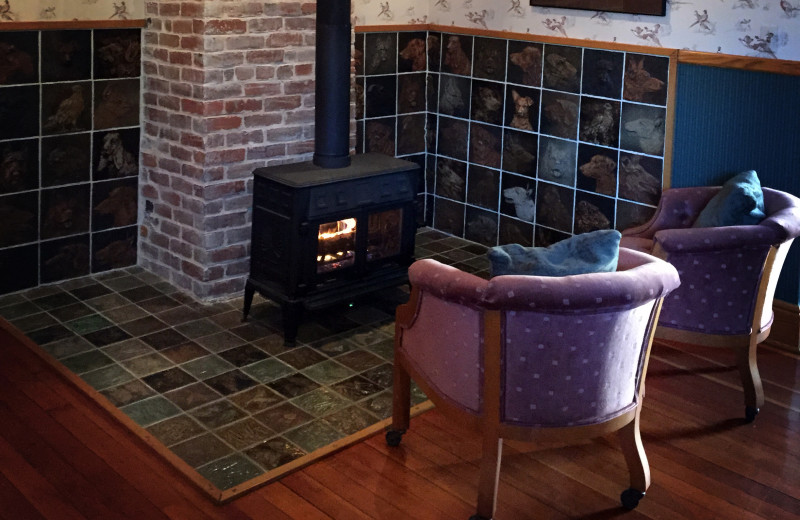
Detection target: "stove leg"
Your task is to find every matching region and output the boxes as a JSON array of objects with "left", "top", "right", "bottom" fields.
[
  {"left": 282, "top": 302, "right": 303, "bottom": 347},
  {"left": 242, "top": 281, "right": 255, "bottom": 322}
]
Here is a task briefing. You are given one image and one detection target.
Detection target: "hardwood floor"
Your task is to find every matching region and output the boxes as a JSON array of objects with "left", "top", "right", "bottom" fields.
[{"left": 2, "top": 319, "right": 800, "bottom": 519}]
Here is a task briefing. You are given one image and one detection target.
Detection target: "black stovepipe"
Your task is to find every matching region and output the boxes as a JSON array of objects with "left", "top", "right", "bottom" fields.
[{"left": 312, "top": 0, "right": 352, "bottom": 169}]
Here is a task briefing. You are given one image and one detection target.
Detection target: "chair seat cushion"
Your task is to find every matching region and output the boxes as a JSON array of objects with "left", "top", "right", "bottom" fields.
[
  {"left": 692, "top": 170, "right": 766, "bottom": 228},
  {"left": 488, "top": 229, "right": 621, "bottom": 277}
]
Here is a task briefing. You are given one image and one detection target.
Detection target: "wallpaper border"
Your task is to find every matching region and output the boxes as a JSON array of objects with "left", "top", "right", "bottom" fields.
[{"left": 356, "top": 23, "right": 800, "bottom": 76}]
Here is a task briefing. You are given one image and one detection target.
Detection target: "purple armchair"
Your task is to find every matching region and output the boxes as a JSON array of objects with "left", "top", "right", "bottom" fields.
[
  {"left": 621, "top": 186, "right": 800, "bottom": 421},
  {"left": 387, "top": 249, "right": 680, "bottom": 519}
]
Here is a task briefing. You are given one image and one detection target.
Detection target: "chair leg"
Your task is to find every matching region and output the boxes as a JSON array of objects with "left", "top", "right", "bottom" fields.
[
  {"left": 475, "top": 437, "right": 503, "bottom": 520},
  {"left": 387, "top": 360, "right": 411, "bottom": 446},
  {"left": 736, "top": 334, "right": 764, "bottom": 422},
  {"left": 618, "top": 404, "right": 650, "bottom": 509}
]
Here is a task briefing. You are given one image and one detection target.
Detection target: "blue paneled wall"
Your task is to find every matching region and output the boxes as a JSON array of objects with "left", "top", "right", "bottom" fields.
[{"left": 671, "top": 64, "right": 800, "bottom": 303}]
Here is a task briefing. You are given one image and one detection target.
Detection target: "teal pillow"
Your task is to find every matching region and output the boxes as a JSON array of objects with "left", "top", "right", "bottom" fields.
[
  {"left": 487, "top": 229, "right": 621, "bottom": 277},
  {"left": 692, "top": 170, "right": 766, "bottom": 228}
]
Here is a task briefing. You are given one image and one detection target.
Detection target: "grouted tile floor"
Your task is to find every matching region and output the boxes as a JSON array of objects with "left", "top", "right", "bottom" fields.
[{"left": 0, "top": 228, "right": 490, "bottom": 490}]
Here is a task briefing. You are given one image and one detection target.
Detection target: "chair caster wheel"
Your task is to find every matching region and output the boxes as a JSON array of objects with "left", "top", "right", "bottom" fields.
[
  {"left": 745, "top": 406, "right": 759, "bottom": 423},
  {"left": 620, "top": 488, "right": 645, "bottom": 510},
  {"left": 385, "top": 429, "right": 404, "bottom": 447}
]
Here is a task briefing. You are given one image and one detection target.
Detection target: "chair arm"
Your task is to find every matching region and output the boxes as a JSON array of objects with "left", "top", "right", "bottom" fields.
[
  {"left": 408, "top": 258, "right": 489, "bottom": 308},
  {"left": 622, "top": 187, "right": 720, "bottom": 239},
  {"left": 653, "top": 225, "right": 783, "bottom": 255}
]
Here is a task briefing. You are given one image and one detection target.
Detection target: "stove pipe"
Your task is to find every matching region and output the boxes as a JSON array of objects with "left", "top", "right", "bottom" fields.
[{"left": 312, "top": 0, "right": 352, "bottom": 169}]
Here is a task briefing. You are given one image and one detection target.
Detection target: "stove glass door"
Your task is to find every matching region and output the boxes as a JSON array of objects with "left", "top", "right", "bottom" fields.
[{"left": 317, "top": 218, "right": 357, "bottom": 273}]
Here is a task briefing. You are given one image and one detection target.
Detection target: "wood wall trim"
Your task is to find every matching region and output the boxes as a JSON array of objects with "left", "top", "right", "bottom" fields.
[
  {"left": 678, "top": 50, "right": 800, "bottom": 76},
  {"left": 0, "top": 19, "right": 146, "bottom": 31},
  {"left": 766, "top": 300, "right": 800, "bottom": 352},
  {"left": 357, "top": 23, "right": 800, "bottom": 74}
]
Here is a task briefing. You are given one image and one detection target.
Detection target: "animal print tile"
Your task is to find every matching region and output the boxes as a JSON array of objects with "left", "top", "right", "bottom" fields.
[
  {"left": 91, "top": 226, "right": 137, "bottom": 273},
  {"left": 574, "top": 192, "right": 615, "bottom": 233},
  {"left": 467, "top": 165, "right": 500, "bottom": 211},
  {"left": 538, "top": 136, "right": 577, "bottom": 187},
  {"left": 534, "top": 225, "right": 571, "bottom": 247},
  {"left": 464, "top": 206, "right": 498, "bottom": 247},
  {"left": 469, "top": 123, "right": 502, "bottom": 169},
  {"left": 354, "top": 77, "right": 365, "bottom": 120},
  {"left": 620, "top": 103, "right": 666, "bottom": 156},
  {"left": 397, "top": 114, "right": 426, "bottom": 155},
  {"left": 427, "top": 33, "right": 442, "bottom": 73},
  {"left": 398, "top": 32, "right": 427, "bottom": 73},
  {"left": 501, "top": 174, "right": 536, "bottom": 223},
  {"left": 471, "top": 80, "right": 504, "bottom": 125},
  {"left": 93, "top": 129, "right": 139, "bottom": 180},
  {"left": 473, "top": 37, "right": 507, "bottom": 82},
  {"left": 438, "top": 74, "right": 471, "bottom": 118},
  {"left": 0, "top": 138, "right": 39, "bottom": 193},
  {"left": 41, "top": 184, "right": 90, "bottom": 240},
  {"left": 0, "top": 31, "right": 38, "bottom": 85},
  {"left": 577, "top": 144, "right": 619, "bottom": 197},
  {"left": 536, "top": 182, "right": 574, "bottom": 233},
  {"left": 426, "top": 72, "right": 439, "bottom": 113},
  {"left": 441, "top": 34, "right": 472, "bottom": 76},
  {"left": 433, "top": 197, "right": 465, "bottom": 238},
  {"left": 542, "top": 45, "right": 582, "bottom": 93},
  {"left": 499, "top": 215, "right": 533, "bottom": 246},
  {"left": 0, "top": 243, "right": 39, "bottom": 294},
  {"left": 365, "top": 75, "right": 396, "bottom": 118},
  {"left": 398, "top": 73, "right": 426, "bottom": 114},
  {"left": 436, "top": 117, "right": 469, "bottom": 161},
  {"left": 364, "top": 33, "right": 397, "bottom": 76},
  {"left": 41, "top": 134, "right": 90, "bottom": 187},
  {"left": 502, "top": 129, "right": 537, "bottom": 176},
  {"left": 618, "top": 152, "right": 662, "bottom": 205},
  {"left": 40, "top": 235, "right": 91, "bottom": 283},
  {"left": 505, "top": 86, "right": 539, "bottom": 133},
  {"left": 623, "top": 54, "right": 669, "bottom": 105},
  {"left": 579, "top": 97, "right": 620, "bottom": 148},
  {"left": 0, "top": 191, "right": 37, "bottom": 248},
  {"left": 0, "top": 86, "right": 39, "bottom": 139},
  {"left": 364, "top": 118, "right": 396, "bottom": 157},
  {"left": 540, "top": 90, "right": 579, "bottom": 139},
  {"left": 93, "top": 29, "right": 141, "bottom": 79},
  {"left": 41, "top": 30, "right": 91, "bottom": 82},
  {"left": 507, "top": 40, "right": 543, "bottom": 87},
  {"left": 435, "top": 157, "right": 467, "bottom": 201},
  {"left": 616, "top": 200, "right": 656, "bottom": 231},
  {"left": 582, "top": 49, "right": 624, "bottom": 100},
  {"left": 92, "top": 178, "right": 138, "bottom": 231},
  {"left": 354, "top": 33, "right": 365, "bottom": 76},
  {"left": 42, "top": 82, "right": 92, "bottom": 135},
  {"left": 94, "top": 79, "right": 140, "bottom": 130}
]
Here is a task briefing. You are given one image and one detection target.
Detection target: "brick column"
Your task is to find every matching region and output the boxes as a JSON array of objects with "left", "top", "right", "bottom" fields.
[{"left": 140, "top": 1, "right": 318, "bottom": 299}]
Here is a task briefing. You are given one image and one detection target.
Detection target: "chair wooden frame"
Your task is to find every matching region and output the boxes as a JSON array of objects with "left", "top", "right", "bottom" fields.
[{"left": 389, "top": 285, "right": 665, "bottom": 520}]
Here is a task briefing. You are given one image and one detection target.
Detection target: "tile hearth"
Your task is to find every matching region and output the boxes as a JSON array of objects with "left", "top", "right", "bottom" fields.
[{"left": 0, "top": 228, "right": 490, "bottom": 491}]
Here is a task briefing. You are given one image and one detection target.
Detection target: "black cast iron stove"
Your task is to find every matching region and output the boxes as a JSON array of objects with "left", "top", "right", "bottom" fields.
[{"left": 242, "top": 0, "right": 420, "bottom": 345}]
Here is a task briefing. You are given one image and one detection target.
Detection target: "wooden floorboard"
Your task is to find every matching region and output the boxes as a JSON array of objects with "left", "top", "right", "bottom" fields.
[{"left": 2, "top": 325, "right": 800, "bottom": 518}]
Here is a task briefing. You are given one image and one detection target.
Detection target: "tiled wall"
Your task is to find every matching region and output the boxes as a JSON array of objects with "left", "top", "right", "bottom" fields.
[
  {"left": 0, "top": 29, "right": 141, "bottom": 295},
  {"left": 355, "top": 30, "right": 670, "bottom": 248}
]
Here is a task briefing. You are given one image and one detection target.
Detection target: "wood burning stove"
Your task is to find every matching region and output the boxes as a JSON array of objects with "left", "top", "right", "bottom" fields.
[
  {"left": 243, "top": 154, "right": 417, "bottom": 345},
  {"left": 242, "top": 0, "right": 420, "bottom": 345}
]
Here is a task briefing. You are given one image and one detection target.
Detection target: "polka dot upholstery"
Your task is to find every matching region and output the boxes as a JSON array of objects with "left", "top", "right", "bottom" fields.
[
  {"left": 621, "top": 187, "right": 800, "bottom": 336},
  {"left": 398, "top": 248, "right": 680, "bottom": 426}
]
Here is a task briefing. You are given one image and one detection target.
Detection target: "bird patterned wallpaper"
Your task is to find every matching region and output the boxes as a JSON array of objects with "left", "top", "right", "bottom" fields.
[
  {"left": 0, "top": 0, "right": 143, "bottom": 22},
  {"left": 353, "top": 0, "right": 800, "bottom": 61}
]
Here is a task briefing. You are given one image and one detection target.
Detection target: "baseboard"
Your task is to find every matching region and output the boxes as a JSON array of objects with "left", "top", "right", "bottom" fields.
[{"left": 766, "top": 300, "right": 800, "bottom": 353}]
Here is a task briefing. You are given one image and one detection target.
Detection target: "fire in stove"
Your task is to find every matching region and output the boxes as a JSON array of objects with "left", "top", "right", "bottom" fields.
[{"left": 317, "top": 218, "right": 357, "bottom": 273}]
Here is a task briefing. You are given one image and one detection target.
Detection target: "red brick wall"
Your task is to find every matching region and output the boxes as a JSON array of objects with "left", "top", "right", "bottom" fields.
[{"left": 140, "top": 0, "right": 318, "bottom": 299}]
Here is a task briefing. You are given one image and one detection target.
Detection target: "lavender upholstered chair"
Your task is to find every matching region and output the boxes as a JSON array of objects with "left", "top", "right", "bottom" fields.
[
  {"left": 621, "top": 187, "right": 800, "bottom": 421},
  {"left": 387, "top": 249, "right": 680, "bottom": 519}
]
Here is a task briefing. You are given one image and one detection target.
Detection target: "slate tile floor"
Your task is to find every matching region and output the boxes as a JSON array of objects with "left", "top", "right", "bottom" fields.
[{"left": 0, "top": 228, "right": 490, "bottom": 491}]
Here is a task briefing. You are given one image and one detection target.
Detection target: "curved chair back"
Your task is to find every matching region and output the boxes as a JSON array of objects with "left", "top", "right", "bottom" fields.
[{"left": 388, "top": 248, "right": 680, "bottom": 518}]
